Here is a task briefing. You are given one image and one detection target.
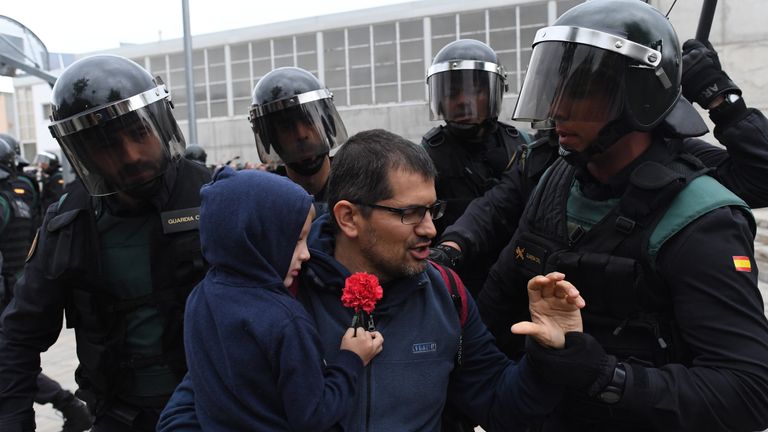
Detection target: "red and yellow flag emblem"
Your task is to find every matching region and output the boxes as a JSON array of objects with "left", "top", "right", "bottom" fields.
[{"left": 733, "top": 256, "right": 752, "bottom": 272}]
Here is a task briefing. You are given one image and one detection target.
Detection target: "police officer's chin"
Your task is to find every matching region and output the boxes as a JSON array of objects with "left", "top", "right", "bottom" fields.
[
  {"left": 446, "top": 119, "right": 496, "bottom": 141},
  {"left": 286, "top": 154, "right": 327, "bottom": 177}
]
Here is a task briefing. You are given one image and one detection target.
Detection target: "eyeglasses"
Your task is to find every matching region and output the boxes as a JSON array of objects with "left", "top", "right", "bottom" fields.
[{"left": 353, "top": 200, "right": 447, "bottom": 225}]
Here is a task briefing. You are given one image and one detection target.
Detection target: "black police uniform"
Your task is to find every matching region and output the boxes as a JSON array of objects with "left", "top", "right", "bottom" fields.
[
  {"left": 483, "top": 138, "right": 768, "bottom": 431},
  {"left": 424, "top": 123, "right": 548, "bottom": 297},
  {"left": 441, "top": 98, "right": 768, "bottom": 297},
  {"left": 0, "top": 158, "right": 210, "bottom": 431}
]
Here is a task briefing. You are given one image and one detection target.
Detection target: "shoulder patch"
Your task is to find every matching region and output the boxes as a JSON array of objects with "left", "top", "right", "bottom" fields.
[{"left": 422, "top": 126, "right": 446, "bottom": 148}]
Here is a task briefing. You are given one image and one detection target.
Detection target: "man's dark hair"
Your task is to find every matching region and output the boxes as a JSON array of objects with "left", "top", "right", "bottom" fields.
[{"left": 327, "top": 129, "right": 437, "bottom": 231}]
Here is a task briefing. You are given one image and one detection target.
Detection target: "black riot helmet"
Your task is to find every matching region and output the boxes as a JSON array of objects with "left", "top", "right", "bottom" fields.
[
  {"left": 33, "top": 151, "right": 60, "bottom": 174},
  {"left": 248, "top": 67, "right": 347, "bottom": 176},
  {"left": 427, "top": 39, "right": 507, "bottom": 123},
  {"left": 48, "top": 54, "right": 185, "bottom": 197},
  {"left": 0, "top": 133, "right": 29, "bottom": 168},
  {"left": 0, "top": 138, "right": 17, "bottom": 180},
  {"left": 184, "top": 145, "right": 207, "bottom": 164},
  {"left": 512, "top": 0, "right": 704, "bottom": 155}
]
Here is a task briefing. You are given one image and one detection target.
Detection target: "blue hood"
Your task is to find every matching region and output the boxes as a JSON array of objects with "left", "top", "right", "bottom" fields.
[{"left": 199, "top": 167, "right": 313, "bottom": 287}]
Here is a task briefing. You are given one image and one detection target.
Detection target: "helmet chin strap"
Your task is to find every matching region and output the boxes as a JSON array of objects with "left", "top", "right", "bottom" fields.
[
  {"left": 446, "top": 118, "right": 498, "bottom": 142},
  {"left": 559, "top": 117, "right": 635, "bottom": 169}
]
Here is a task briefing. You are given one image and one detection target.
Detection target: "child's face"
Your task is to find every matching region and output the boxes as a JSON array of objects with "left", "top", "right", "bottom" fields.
[{"left": 283, "top": 205, "right": 316, "bottom": 288}]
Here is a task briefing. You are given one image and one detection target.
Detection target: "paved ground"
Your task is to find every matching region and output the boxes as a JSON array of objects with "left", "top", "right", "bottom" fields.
[{"left": 35, "top": 210, "right": 768, "bottom": 430}]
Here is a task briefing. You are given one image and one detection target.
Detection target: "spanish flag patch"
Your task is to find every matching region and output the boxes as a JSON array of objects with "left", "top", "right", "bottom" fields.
[{"left": 733, "top": 256, "right": 752, "bottom": 272}]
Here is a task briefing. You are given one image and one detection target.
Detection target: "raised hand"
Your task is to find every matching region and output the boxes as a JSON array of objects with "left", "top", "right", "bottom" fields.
[{"left": 511, "top": 272, "right": 585, "bottom": 349}]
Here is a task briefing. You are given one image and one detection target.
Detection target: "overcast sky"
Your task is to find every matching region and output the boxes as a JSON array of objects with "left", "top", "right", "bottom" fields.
[{"left": 2, "top": 0, "right": 411, "bottom": 54}]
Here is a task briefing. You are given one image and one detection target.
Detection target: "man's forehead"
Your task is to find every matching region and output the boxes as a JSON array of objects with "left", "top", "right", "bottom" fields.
[{"left": 385, "top": 168, "right": 436, "bottom": 202}]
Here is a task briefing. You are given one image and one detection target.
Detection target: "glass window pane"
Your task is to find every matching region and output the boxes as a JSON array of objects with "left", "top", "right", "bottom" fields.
[
  {"left": 253, "top": 58, "right": 272, "bottom": 79},
  {"left": 374, "top": 42, "right": 395, "bottom": 65},
  {"left": 233, "top": 80, "right": 252, "bottom": 100},
  {"left": 401, "top": 61, "right": 424, "bottom": 82},
  {"left": 376, "top": 64, "right": 396, "bottom": 84},
  {"left": 195, "top": 102, "right": 209, "bottom": 118},
  {"left": 235, "top": 98, "right": 252, "bottom": 119},
  {"left": 374, "top": 23, "right": 395, "bottom": 43},
  {"left": 521, "top": 2, "right": 549, "bottom": 24},
  {"left": 460, "top": 11, "right": 485, "bottom": 37},
  {"left": 297, "top": 53, "right": 317, "bottom": 71},
  {"left": 169, "top": 54, "right": 184, "bottom": 69},
  {"left": 399, "top": 19, "right": 422, "bottom": 40},
  {"left": 171, "top": 88, "right": 187, "bottom": 105},
  {"left": 209, "top": 65, "right": 226, "bottom": 83},
  {"left": 490, "top": 29, "right": 517, "bottom": 55},
  {"left": 402, "top": 82, "right": 425, "bottom": 102},
  {"left": 194, "top": 85, "right": 207, "bottom": 101},
  {"left": 207, "top": 47, "right": 225, "bottom": 64},
  {"left": 349, "top": 46, "right": 370, "bottom": 66},
  {"left": 490, "top": 7, "right": 517, "bottom": 29},
  {"left": 252, "top": 40, "right": 270, "bottom": 58},
  {"left": 192, "top": 49, "right": 205, "bottom": 66},
  {"left": 149, "top": 55, "right": 166, "bottom": 73},
  {"left": 209, "top": 83, "right": 226, "bottom": 101},
  {"left": 274, "top": 56, "right": 294, "bottom": 68},
  {"left": 231, "top": 43, "right": 250, "bottom": 61},
  {"left": 401, "top": 40, "right": 423, "bottom": 61},
  {"left": 193, "top": 67, "right": 206, "bottom": 83},
  {"left": 274, "top": 37, "right": 293, "bottom": 56},
  {"left": 232, "top": 62, "right": 250, "bottom": 81},
  {"left": 348, "top": 27, "right": 369, "bottom": 45},
  {"left": 350, "top": 66, "right": 370, "bottom": 86},
  {"left": 331, "top": 89, "right": 347, "bottom": 106},
  {"left": 431, "top": 15, "right": 455, "bottom": 37},
  {"left": 350, "top": 87, "right": 372, "bottom": 105},
  {"left": 297, "top": 34, "right": 316, "bottom": 53},
  {"left": 325, "top": 70, "right": 346, "bottom": 88}
]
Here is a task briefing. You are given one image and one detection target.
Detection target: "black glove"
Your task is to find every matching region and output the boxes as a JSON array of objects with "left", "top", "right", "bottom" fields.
[
  {"left": 428, "top": 244, "right": 463, "bottom": 269},
  {"left": 681, "top": 39, "right": 741, "bottom": 109},
  {"left": 525, "top": 332, "right": 617, "bottom": 396}
]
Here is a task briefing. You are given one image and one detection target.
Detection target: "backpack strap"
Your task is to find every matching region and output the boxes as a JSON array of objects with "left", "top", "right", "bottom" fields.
[{"left": 430, "top": 260, "right": 468, "bottom": 367}]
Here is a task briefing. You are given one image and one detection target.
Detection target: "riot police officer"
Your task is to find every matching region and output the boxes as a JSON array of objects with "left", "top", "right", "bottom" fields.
[
  {"left": 423, "top": 40, "right": 557, "bottom": 297},
  {"left": 477, "top": 1, "right": 768, "bottom": 430},
  {"left": 422, "top": 40, "right": 538, "bottom": 236},
  {"left": 33, "top": 151, "right": 64, "bottom": 215},
  {"left": 0, "top": 133, "right": 42, "bottom": 232},
  {"left": 249, "top": 67, "right": 347, "bottom": 214},
  {"left": 0, "top": 54, "right": 211, "bottom": 432},
  {"left": 183, "top": 145, "right": 207, "bottom": 165}
]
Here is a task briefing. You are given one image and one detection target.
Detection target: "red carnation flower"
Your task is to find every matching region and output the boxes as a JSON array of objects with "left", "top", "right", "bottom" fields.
[{"left": 341, "top": 273, "right": 383, "bottom": 331}]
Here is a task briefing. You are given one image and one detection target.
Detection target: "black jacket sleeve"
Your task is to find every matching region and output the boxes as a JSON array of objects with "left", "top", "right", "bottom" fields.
[
  {"left": 680, "top": 101, "right": 768, "bottom": 208},
  {"left": 0, "top": 205, "right": 68, "bottom": 432},
  {"left": 439, "top": 159, "right": 530, "bottom": 263},
  {"left": 618, "top": 206, "right": 768, "bottom": 431}
]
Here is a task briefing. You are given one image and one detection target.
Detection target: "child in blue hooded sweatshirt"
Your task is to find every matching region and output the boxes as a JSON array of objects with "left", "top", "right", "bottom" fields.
[{"left": 162, "top": 166, "right": 383, "bottom": 431}]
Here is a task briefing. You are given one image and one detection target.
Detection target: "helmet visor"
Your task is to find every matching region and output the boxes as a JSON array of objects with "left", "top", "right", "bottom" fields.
[
  {"left": 54, "top": 103, "right": 182, "bottom": 196},
  {"left": 428, "top": 69, "right": 505, "bottom": 122},
  {"left": 512, "top": 42, "right": 626, "bottom": 128},
  {"left": 251, "top": 97, "right": 348, "bottom": 165}
]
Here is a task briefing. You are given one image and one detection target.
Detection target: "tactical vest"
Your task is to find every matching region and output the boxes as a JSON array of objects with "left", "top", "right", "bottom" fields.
[
  {"left": 422, "top": 122, "right": 530, "bottom": 231},
  {"left": 512, "top": 149, "right": 752, "bottom": 429},
  {"left": 46, "top": 161, "right": 210, "bottom": 413},
  {"left": 0, "top": 185, "right": 33, "bottom": 296}
]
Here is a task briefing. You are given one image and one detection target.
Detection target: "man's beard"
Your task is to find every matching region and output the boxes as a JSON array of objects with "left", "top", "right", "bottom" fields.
[
  {"left": 359, "top": 225, "right": 428, "bottom": 282},
  {"left": 287, "top": 154, "right": 326, "bottom": 176}
]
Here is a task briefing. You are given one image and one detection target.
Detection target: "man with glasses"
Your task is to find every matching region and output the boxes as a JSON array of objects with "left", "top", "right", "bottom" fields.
[{"left": 159, "top": 128, "right": 591, "bottom": 431}]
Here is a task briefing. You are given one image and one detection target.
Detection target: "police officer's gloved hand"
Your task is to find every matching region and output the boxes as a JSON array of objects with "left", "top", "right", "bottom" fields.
[
  {"left": 524, "top": 332, "right": 617, "bottom": 396},
  {"left": 428, "top": 244, "right": 463, "bottom": 269},
  {"left": 681, "top": 39, "right": 741, "bottom": 109}
]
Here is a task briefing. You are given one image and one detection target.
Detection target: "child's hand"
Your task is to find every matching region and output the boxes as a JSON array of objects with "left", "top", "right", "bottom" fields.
[{"left": 340, "top": 328, "right": 384, "bottom": 366}]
